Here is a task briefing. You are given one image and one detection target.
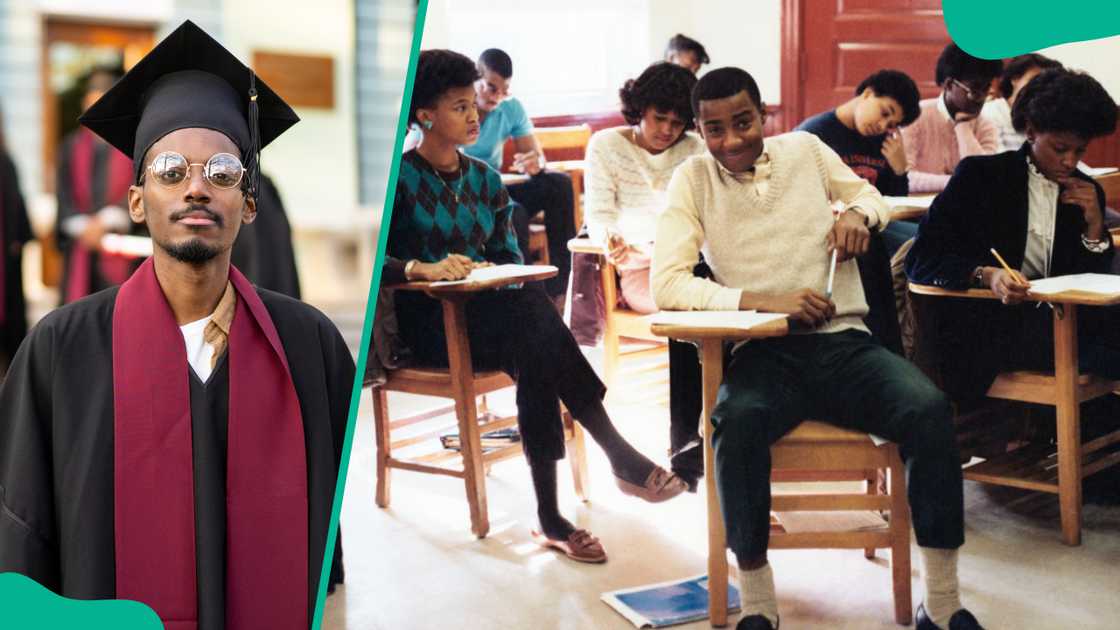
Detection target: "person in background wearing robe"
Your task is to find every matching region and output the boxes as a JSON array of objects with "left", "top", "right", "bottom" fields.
[
  {"left": 0, "top": 107, "right": 33, "bottom": 376},
  {"left": 0, "top": 21, "right": 354, "bottom": 630}
]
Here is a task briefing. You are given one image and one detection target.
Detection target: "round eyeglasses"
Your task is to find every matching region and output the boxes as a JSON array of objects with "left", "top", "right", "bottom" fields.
[{"left": 145, "top": 151, "right": 246, "bottom": 190}]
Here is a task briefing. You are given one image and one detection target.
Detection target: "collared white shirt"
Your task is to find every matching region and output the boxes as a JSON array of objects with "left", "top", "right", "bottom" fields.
[
  {"left": 180, "top": 316, "right": 215, "bottom": 381},
  {"left": 937, "top": 93, "right": 954, "bottom": 124},
  {"left": 1023, "top": 156, "right": 1059, "bottom": 279},
  {"left": 716, "top": 148, "right": 771, "bottom": 200}
]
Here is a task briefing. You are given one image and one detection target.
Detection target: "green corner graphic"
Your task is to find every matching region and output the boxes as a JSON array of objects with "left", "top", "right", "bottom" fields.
[
  {"left": 944, "top": 0, "right": 1120, "bottom": 58},
  {"left": 0, "top": 573, "right": 162, "bottom": 629}
]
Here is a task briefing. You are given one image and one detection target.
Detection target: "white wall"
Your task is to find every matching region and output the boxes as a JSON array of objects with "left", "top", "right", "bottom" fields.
[
  {"left": 1042, "top": 35, "right": 1120, "bottom": 101},
  {"left": 647, "top": 0, "right": 782, "bottom": 103},
  {"left": 222, "top": 0, "right": 358, "bottom": 231}
]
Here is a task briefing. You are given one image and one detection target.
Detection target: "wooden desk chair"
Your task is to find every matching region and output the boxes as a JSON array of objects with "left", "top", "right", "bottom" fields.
[
  {"left": 372, "top": 271, "right": 589, "bottom": 538},
  {"left": 651, "top": 319, "right": 913, "bottom": 627},
  {"left": 502, "top": 124, "right": 592, "bottom": 265},
  {"left": 1093, "top": 172, "right": 1120, "bottom": 247},
  {"left": 909, "top": 283, "right": 1120, "bottom": 545},
  {"left": 568, "top": 237, "right": 665, "bottom": 386}
]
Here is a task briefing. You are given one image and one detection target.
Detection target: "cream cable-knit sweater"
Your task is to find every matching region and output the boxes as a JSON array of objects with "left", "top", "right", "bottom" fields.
[
  {"left": 584, "top": 127, "right": 706, "bottom": 245},
  {"left": 651, "top": 131, "right": 890, "bottom": 336}
]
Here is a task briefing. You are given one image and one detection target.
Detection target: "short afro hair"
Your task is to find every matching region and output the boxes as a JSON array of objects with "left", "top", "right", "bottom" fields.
[
  {"left": 408, "top": 49, "right": 480, "bottom": 127},
  {"left": 691, "top": 67, "right": 762, "bottom": 120},
  {"left": 619, "top": 62, "right": 698, "bottom": 131},
  {"left": 935, "top": 43, "right": 1003, "bottom": 86},
  {"left": 665, "top": 34, "right": 710, "bottom": 66},
  {"left": 1011, "top": 68, "right": 1118, "bottom": 139},
  {"left": 856, "top": 69, "right": 921, "bottom": 127},
  {"left": 998, "top": 53, "right": 1063, "bottom": 99},
  {"left": 478, "top": 48, "right": 513, "bottom": 79}
]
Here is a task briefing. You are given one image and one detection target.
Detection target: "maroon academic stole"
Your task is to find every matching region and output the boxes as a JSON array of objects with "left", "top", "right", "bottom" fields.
[
  {"left": 112, "top": 258, "right": 309, "bottom": 630},
  {"left": 64, "top": 129, "right": 134, "bottom": 302}
]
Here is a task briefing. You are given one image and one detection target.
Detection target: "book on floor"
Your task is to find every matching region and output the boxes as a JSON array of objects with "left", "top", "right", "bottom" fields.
[
  {"left": 440, "top": 426, "right": 521, "bottom": 451},
  {"left": 602, "top": 574, "right": 741, "bottom": 628}
]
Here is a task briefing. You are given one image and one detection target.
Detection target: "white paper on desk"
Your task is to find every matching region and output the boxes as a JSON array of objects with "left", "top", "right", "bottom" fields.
[
  {"left": 429, "top": 264, "right": 557, "bottom": 287},
  {"left": 1027, "top": 273, "right": 1120, "bottom": 296},
  {"left": 650, "top": 310, "right": 787, "bottom": 330},
  {"left": 1078, "top": 162, "right": 1118, "bottom": 177},
  {"left": 883, "top": 195, "right": 934, "bottom": 209}
]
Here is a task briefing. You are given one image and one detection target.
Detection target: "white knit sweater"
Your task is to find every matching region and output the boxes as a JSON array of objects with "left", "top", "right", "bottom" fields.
[
  {"left": 584, "top": 127, "right": 706, "bottom": 245},
  {"left": 651, "top": 131, "right": 890, "bottom": 335}
]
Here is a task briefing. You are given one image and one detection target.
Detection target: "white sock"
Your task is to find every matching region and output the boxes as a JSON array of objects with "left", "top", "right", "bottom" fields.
[
  {"left": 738, "top": 563, "right": 778, "bottom": 626},
  {"left": 919, "top": 547, "right": 962, "bottom": 628}
]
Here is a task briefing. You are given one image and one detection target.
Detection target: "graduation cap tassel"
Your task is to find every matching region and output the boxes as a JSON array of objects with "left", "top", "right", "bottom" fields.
[{"left": 248, "top": 70, "right": 261, "bottom": 199}]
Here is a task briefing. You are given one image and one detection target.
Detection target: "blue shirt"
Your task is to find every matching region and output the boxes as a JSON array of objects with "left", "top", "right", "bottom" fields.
[{"left": 463, "top": 98, "right": 534, "bottom": 171}]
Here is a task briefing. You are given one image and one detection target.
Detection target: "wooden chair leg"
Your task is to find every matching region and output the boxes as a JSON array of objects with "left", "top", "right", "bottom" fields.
[
  {"left": 702, "top": 340, "right": 730, "bottom": 627},
  {"left": 864, "top": 468, "right": 878, "bottom": 559},
  {"left": 371, "top": 387, "right": 392, "bottom": 508},
  {"left": 600, "top": 255, "right": 620, "bottom": 385},
  {"left": 1054, "top": 307, "right": 1083, "bottom": 546},
  {"left": 888, "top": 450, "right": 913, "bottom": 626},
  {"left": 565, "top": 411, "right": 590, "bottom": 502},
  {"left": 443, "top": 298, "right": 490, "bottom": 539}
]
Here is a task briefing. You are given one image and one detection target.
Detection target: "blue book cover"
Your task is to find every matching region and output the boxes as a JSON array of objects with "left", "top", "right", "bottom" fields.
[{"left": 602, "top": 574, "right": 741, "bottom": 628}]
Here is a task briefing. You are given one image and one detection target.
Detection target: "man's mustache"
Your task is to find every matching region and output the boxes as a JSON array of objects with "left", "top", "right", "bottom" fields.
[{"left": 169, "top": 206, "right": 223, "bottom": 226}]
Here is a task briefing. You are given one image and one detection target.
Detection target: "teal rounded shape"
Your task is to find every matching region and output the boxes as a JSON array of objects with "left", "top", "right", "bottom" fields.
[
  {"left": 943, "top": 0, "right": 1120, "bottom": 59},
  {"left": 0, "top": 572, "right": 163, "bottom": 629}
]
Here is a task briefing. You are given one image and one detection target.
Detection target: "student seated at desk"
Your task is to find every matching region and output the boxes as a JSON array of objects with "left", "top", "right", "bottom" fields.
[
  {"left": 651, "top": 68, "right": 981, "bottom": 630},
  {"left": 388, "top": 49, "right": 686, "bottom": 563},
  {"left": 901, "top": 44, "right": 1002, "bottom": 194},
  {"left": 797, "top": 69, "right": 922, "bottom": 254},
  {"left": 407, "top": 48, "right": 575, "bottom": 309},
  {"left": 981, "top": 53, "right": 1063, "bottom": 153},
  {"left": 579, "top": 61, "right": 708, "bottom": 487},
  {"left": 664, "top": 33, "right": 709, "bottom": 75},
  {"left": 906, "top": 68, "right": 1119, "bottom": 404}
]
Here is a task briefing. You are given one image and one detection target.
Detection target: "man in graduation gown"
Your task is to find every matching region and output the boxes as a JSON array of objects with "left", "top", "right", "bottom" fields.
[
  {"left": 0, "top": 21, "right": 354, "bottom": 630},
  {"left": 1, "top": 138, "right": 33, "bottom": 374},
  {"left": 55, "top": 66, "right": 138, "bottom": 304}
]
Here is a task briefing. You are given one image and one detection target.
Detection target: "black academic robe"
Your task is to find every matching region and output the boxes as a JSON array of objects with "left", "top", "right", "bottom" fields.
[
  {"left": 905, "top": 145, "right": 1115, "bottom": 401},
  {"left": 231, "top": 175, "right": 302, "bottom": 299},
  {"left": 1, "top": 150, "right": 33, "bottom": 363},
  {"left": 0, "top": 286, "right": 354, "bottom": 628}
]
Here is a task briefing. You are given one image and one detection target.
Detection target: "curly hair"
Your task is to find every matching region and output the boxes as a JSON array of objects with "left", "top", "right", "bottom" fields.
[
  {"left": 1011, "top": 68, "right": 1118, "bottom": 138},
  {"left": 998, "top": 53, "right": 1062, "bottom": 99},
  {"left": 855, "top": 69, "right": 921, "bottom": 127},
  {"left": 692, "top": 66, "right": 762, "bottom": 119},
  {"left": 665, "top": 34, "right": 710, "bottom": 66},
  {"left": 620, "top": 62, "right": 698, "bottom": 130},
  {"left": 408, "top": 49, "right": 480, "bottom": 127},
  {"left": 935, "top": 43, "right": 1003, "bottom": 85}
]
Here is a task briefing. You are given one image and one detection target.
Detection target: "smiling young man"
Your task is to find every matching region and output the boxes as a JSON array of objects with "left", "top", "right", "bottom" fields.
[
  {"left": 0, "top": 22, "right": 354, "bottom": 630},
  {"left": 901, "top": 44, "right": 1003, "bottom": 194},
  {"left": 651, "top": 67, "right": 983, "bottom": 630},
  {"left": 906, "top": 68, "right": 1118, "bottom": 404}
]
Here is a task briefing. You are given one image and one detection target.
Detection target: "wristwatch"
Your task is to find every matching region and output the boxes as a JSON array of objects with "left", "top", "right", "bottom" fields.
[
  {"left": 972, "top": 267, "right": 986, "bottom": 288},
  {"left": 403, "top": 259, "right": 419, "bottom": 280},
  {"left": 1082, "top": 234, "right": 1109, "bottom": 253}
]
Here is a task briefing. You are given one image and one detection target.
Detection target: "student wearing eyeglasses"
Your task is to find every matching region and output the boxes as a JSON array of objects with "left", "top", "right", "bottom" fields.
[
  {"left": 900, "top": 44, "right": 1003, "bottom": 194},
  {"left": 0, "top": 22, "right": 354, "bottom": 629}
]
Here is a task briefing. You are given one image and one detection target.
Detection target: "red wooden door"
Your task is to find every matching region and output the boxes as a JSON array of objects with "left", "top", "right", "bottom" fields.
[{"left": 781, "top": 0, "right": 950, "bottom": 132}]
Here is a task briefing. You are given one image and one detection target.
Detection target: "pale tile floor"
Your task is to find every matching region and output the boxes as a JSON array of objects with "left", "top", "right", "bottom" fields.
[{"left": 324, "top": 351, "right": 1120, "bottom": 630}]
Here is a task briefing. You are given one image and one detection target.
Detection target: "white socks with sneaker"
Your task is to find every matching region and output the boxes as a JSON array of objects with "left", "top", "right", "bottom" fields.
[
  {"left": 920, "top": 547, "right": 962, "bottom": 628},
  {"left": 738, "top": 563, "right": 779, "bottom": 626}
]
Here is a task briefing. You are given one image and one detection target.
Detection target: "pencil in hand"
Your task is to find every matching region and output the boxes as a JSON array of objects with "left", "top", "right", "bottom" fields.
[
  {"left": 825, "top": 248, "right": 838, "bottom": 300},
  {"left": 989, "top": 248, "right": 1028, "bottom": 285}
]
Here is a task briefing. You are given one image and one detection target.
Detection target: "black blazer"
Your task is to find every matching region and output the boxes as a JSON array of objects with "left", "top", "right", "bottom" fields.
[{"left": 906, "top": 144, "right": 1113, "bottom": 288}]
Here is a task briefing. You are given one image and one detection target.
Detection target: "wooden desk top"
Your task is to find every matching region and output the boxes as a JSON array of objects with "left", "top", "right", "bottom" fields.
[
  {"left": 567, "top": 237, "right": 604, "bottom": 254},
  {"left": 886, "top": 195, "right": 935, "bottom": 222},
  {"left": 650, "top": 317, "right": 789, "bottom": 341},
  {"left": 499, "top": 160, "right": 587, "bottom": 186},
  {"left": 389, "top": 267, "right": 558, "bottom": 297},
  {"left": 909, "top": 282, "right": 1120, "bottom": 306}
]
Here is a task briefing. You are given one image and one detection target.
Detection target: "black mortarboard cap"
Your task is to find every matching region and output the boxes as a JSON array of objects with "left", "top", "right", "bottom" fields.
[{"left": 78, "top": 20, "right": 299, "bottom": 197}]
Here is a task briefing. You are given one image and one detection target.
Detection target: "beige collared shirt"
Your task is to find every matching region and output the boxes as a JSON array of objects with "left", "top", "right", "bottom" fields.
[{"left": 180, "top": 281, "right": 237, "bottom": 381}]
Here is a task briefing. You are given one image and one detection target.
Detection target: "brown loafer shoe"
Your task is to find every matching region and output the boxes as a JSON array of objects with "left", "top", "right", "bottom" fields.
[
  {"left": 615, "top": 466, "right": 688, "bottom": 503},
  {"left": 531, "top": 528, "right": 608, "bottom": 564}
]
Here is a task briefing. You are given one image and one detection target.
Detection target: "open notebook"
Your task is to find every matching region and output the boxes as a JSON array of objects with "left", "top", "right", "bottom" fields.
[{"left": 428, "top": 264, "right": 557, "bottom": 287}]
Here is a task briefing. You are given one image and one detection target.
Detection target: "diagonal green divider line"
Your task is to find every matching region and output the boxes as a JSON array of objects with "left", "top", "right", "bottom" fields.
[{"left": 310, "top": 1, "right": 430, "bottom": 627}]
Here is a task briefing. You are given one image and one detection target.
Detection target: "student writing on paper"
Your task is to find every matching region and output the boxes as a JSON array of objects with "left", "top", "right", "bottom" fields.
[
  {"left": 387, "top": 50, "right": 686, "bottom": 564},
  {"left": 578, "top": 61, "right": 710, "bottom": 489},
  {"left": 900, "top": 44, "right": 1002, "bottom": 194},
  {"left": 906, "top": 68, "right": 1120, "bottom": 404},
  {"left": 651, "top": 68, "right": 981, "bottom": 630}
]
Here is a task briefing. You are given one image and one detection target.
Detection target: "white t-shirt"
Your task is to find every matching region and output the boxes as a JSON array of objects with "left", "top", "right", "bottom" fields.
[{"left": 180, "top": 316, "right": 215, "bottom": 382}]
